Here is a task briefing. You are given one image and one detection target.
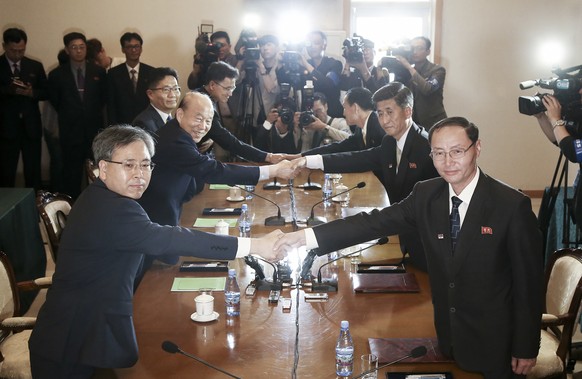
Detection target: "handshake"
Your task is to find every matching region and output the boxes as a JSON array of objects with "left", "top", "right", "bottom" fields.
[
  {"left": 249, "top": 229, "right": 309, "bottom": 261},
  {"left": 265, "top": 156, "right": 310, "bottom": 180}
]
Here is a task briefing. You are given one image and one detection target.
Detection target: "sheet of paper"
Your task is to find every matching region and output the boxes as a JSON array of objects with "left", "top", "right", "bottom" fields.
[
  {"left": 170, "top": 277, "right": 227, "bottom": 292},
  {"left": 193, "top": 218, "right": 238, "bottom": 227}
]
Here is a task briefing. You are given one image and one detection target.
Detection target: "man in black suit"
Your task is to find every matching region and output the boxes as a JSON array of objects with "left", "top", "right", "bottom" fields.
[
  {"left": 107, "top": 32, "right": 154, "bottom": 125},
  {"left": 0, "top": 28, "right": 48, "bottom": 189},
  {"left": 197, "top": 61, "right": 285, "bottom": 164},
  {"left": 276, "top": 117, "right": 543, "bottom": 378},
  {"left": 48, "top": 32, "right": 106, "bottom": 198},
  {"left": 132, "top": 67, "right": 179, "bottom": 136},
  {"left": 29, "top": 125, "right": 282, "bottom": 378},
  {"left": 137, "top": 91, "right": 295, "bottom": 271},
  {"left": 292, "top": 82, "right": 438, "bottom": 269}
]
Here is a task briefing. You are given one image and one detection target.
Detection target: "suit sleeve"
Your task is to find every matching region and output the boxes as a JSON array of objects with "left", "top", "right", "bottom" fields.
[
  {"left": 322, "top": 145, "right": 383, "bottom": 173},
  {"left": 302, "top": 132, "right": 362, "bottom": 156},
  {"left": 208, "top": 117, "right": 268, "bottom": 162}
]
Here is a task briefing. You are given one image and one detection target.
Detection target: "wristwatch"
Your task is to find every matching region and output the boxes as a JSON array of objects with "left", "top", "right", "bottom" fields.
[{"left": 553, "top": 120, "right": 566, "bottom": 129}]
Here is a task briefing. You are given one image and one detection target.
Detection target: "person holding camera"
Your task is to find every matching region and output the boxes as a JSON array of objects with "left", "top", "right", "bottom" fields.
[
  {"left": 340, "top": 38, "right": 387, "bottom": 93},
  {"left": 255, "top": 98, "right": 301, "bottom": 154},
  {"left": 395, "top": 36, "right": 447, "bottom": 129}
]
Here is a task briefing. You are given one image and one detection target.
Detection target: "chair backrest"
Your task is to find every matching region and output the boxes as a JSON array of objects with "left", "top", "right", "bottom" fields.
[
  {"left": 544, "top": 248, "right": 582, "bottom": 363},
  {"left": 85, "top": 159, "right": 99, "bottom": 184},
  {"left": 0, "top": 251, "right": 18, "bottom": 346},
  {"left": 36, "top": 191, "right": 73, "bottom": 263}
]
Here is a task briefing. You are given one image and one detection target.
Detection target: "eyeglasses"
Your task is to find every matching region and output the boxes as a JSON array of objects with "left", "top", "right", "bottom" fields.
[
  {"left": 124, "top": 44, "right": 142, "bottom": 50},
  {"left": 429, "top": 142, "right": 475, "bottom": 161},
  {"left": 105, "top": 160, "right": 155, "bottom": 172},
  {"left": 151, "top": 86, "right": 181, "bottom": 95},
  {"left": 214, "top": 81, "right": 236, "bottom": 92}
]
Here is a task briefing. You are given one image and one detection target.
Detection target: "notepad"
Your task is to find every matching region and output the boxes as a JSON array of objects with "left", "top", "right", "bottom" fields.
[
  {"left": 193, "top": 218, "right": 238, "bottom": 228},
  {"left": 352, "top": 273, "right": 419, "bottom": 293},
  {"left": 170, "top": 277, "right": 226, "bottom": 292}
]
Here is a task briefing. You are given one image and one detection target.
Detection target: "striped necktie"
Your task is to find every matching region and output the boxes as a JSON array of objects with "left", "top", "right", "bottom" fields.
[{"left": 450, "top": 196, "right": 462, "bottom": 252}]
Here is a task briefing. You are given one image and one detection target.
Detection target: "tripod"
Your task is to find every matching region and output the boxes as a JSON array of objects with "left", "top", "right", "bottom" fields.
[{"left": 236, "top": 62, "right": 265, "bottom": 148}]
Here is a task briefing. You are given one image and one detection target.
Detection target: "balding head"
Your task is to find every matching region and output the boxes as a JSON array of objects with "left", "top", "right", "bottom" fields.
[{"left": 175, "top": 92, "right": 214, "bottom": 143}]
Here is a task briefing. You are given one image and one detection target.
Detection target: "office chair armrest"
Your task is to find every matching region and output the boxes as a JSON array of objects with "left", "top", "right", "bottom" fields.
[
  {"left": 0, "top": 316, "right": 36, "bottom": 331},
  {"left": 541, "top": 312, "right": 569, "bottom": 327},
  {"left": 17, "top": 276, "right": 52, "bottom": 291}
]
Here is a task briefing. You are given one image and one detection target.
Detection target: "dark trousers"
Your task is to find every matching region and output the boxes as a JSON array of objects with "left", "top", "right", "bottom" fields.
[
  {"left": 0, "top": 120, "right": 41, "bottom": 189},
  {"left": 60, "top": 139, "right": 91, "bottom": 198},
  {"left": 30, "top": 351, "right": 95, "bottom": 379}
]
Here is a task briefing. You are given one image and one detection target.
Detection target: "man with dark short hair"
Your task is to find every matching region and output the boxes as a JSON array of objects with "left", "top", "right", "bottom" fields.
[
  {"left": 277, "top": 117, "right": 543, "bottom": 379},
  {"left": 29, "top": 124, "right": 284, "bottom": 379},
  {"left": 0, "top": 27, "right": 48, "bottom": 189},
  {"left": 132, "top": 67, "right": 180, "bottom": 136},
  {"left": 48, "top": 31, "right": 106, "bottom": 198},
  {"left": 107, "top": 32, "right": 154, "bottom": 124}
]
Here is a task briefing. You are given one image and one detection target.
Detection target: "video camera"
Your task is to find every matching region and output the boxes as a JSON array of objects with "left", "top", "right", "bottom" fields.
[
  {"left": 518, "top": 64, "right": 582, "bottom": 121},
  {"left": 237, "top": 29, "right": 260, "bottom": 62},
  {"left": 342, "top": 34, "right": 365, "bottom": 64},
  {"left": 379, "top": 45, "right": 413, "bottom": 84},
  {"left": 194, "top": 32, "right": 222, "bottom": 66}
]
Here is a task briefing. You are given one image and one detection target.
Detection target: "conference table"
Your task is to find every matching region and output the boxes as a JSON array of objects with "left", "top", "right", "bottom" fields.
[{"left": 113, "top": 171, "right": 482, "bottom": 379}]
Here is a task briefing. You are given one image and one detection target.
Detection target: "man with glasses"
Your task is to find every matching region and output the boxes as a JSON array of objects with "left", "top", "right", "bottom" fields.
[
  {"left": 395, "top": 36, "right": 447, "bottom": 129},
  {"left": 48, "top": 32, "right": 106, "bottom": 198},
  {"left": 29, "top": 124, "right": 284, "bottom": 378},
  {"left": 291, "top": 82, "right": 437, "bottom": 269},
  {"left": 107, "top": 32, "right": 154, "bottom": 125},
  {"left": 133, "top": 66, "right": 180, "bottom": 136},
  {"left": 276, "top": 116, "right": 543, "bottom": 379},
  {"left": 197, "top": 61, "right": 285, "bottom": 163}
]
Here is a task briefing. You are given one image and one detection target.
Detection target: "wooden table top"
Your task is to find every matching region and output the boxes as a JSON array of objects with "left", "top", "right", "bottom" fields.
[{"left": 113, "top": 171, "right": 482, "bottom": 379}]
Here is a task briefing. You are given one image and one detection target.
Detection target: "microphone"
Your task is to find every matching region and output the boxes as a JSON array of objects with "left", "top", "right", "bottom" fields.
[
  {"left": 302, "top": 172, "right": 322, "bottom": 190},
  {"left": 243, "top": 255, "right": 266, "bottom": 280},
  {"left": 236, "top": 185, "right": 285, "bottom": 226},
  {"left": 519, "top": 79, "right": 538, "bottom": 90},
  {"left": 313, "top": 237, "right": 389, "bottom": 292},
  {"left": 161, "top": 340, "right": 242, "bottom": 379},
  {"left": 299, "top": 249, "right": 319, "bottom": 281},
  {"left": 351, "top": 345, "right": 427, "bottom": 379},
  {"left": 252, "top": 255, "right": 283, "bottom": 291},
  {"left": 307, "top": 182, "right": 366, "bottom": 226},
  {"left": 262, "top": 177, "right": 281, "bottom": 190}
]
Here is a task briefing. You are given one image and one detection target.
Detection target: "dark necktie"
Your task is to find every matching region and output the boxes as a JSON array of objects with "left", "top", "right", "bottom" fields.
[
  {"left": 450, "top": 196, "right": 462, "bottom": 251},
  {"left": 12, "top": 63, "right": 20, "bottom": 78},
  {"left": 130, "top": 69, "right": 137, "bottom": 92},
  {"left": 77, "top": 67, "right": 85, "bottom": 100},
  {"left": 166, "top": 114, "right": 172, "bottom": 123}
]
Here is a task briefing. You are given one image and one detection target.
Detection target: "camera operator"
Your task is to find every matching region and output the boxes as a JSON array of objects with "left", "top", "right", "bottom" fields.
[
  {"left": 394, "top": 36, "right": 447, "bottom": 129},
  {"left": 297, "top": 92, "right": 351, "bottom": 151},
  {"left": 340, "top": 38, "right": 387, "bottom": 93},
  {"left": 187, "top": 31, "right": 239, "bottom": 91},
  {"left": 256, "top": 98, "right": 301, "bottom": 154}
]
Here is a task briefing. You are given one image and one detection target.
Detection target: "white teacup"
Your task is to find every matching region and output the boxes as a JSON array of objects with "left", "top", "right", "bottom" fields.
[
  {"left": 229, "top": 186, "right": 241, "bottom": 199},
  {"left": 195, "top": 294, "right": 214, "bottom": 316},
  {"left": 215, "top": 219, "right": 229, "bottom": 235}
]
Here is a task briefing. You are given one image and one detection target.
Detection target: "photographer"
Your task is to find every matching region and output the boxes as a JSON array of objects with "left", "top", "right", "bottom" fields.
[
  {"left": 340, "top": 38, "right": 387, "bottom": 93},
  {"left": 256, "top": 98, "right": 301, "bottom": 154},
  {"left": 187, "top": 31, "right": 239, "bottom": 91},
  {"left": 395, "top": 36, "right": 447, "bottom": 128}
]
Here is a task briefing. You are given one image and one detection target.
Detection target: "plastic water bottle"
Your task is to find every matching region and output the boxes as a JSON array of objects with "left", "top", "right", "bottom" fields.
[
  {"left": 238, "top": 203, "right": 251, "bottom": 237},
  {"left": 224, "top": 269, "right": 241, "bottom": 316},
  {"left": 335, "top": 320, "right": 354, "bottom": 377},
  {"left": 322, "top": 174, "right": 333, "bottom": 207}
]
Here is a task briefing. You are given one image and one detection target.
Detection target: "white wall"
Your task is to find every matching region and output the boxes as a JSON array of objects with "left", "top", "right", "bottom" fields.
[{"left": 2, "top": 0, "right": 581, "bottom": 190}]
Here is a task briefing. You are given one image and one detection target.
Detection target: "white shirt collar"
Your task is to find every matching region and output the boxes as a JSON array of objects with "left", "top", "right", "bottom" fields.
[
  {"left": 396, "top": 122, "right": 413, "bottom": 151},
  {"left": 151, "top": 104, "right": 172, "bottom": 123},
  {"left": 126, "top": 62, "right": 140, "bottom": 74},
  {"left": 448, "top": 167, "right": 480, "bottom": 206}
]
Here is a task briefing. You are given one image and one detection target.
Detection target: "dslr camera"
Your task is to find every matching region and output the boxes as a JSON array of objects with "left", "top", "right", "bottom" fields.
[
  {"left": 342, "top": 34, "right": 364, "bottom": 64},
  {"left": 299, "top": 111, "right": 315, "bottom": 127},
  {"left": 277, "top": 108, "right": 294, "bottom": 125},
  {"left": 518, "top": 64, "right": 582, "bottom": 121},
  {"left": 194, "top": 33, "right": 222, "bottom": 66}
]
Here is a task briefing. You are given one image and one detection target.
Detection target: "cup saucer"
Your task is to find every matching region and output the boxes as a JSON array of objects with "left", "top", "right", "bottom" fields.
[
  {"left": 226, "top": 196, "right": 244, "bottom": 202},
  {"left": 191, "top": 311, "right": 219, "bottom": 323}
]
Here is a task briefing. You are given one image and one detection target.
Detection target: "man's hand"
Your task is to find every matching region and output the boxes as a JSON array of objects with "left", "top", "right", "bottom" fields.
[
  {"left": 291, "top": 157, "right": 307, "bottom": 170},
  {"left": 511, "top": 357, "right": 536, "bottom": 375},
  {"left": 273, "top": 230, "right": 307, "bottom": 255},
  {"left": 197, "top": 138, "right": 214, "bottom": 154},
  {"left": 265, "top": 153, "right": 286, "bottom": 164},
  {"left": 269, "top": 160, "right": 299, "bottom": 180},
  {"left": 266, "top": 108, "right": 279, "bottom": 124},
  {"left": 303, "top": 118, "right": 327, "bottom": 131},
  {"left": 281, "top": 153, "right": 302, "bottom": 160},
  {"left": 395, "top": 55, "right": 414, "bottom": 73},
  {"left": 250, "top": 230, "right": 286, "bottom": 261},
  {"left": 541, "top": 95, "right": 562, "bottom": 122}
]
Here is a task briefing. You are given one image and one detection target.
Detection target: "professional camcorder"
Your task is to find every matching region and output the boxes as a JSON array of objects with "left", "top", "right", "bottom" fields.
[
  {"left": 237, "top": 29, "right": 260, "bottom": 61},
  {"left": 519, "top": 64, "right": 582, "bottom": 121},
  {"left": 194, "top": 33, "right": 222, "bottom": 66},
  {"left": 379, "top": 45, "right": 413, "bottom": 84},
  {"left": 342, "top": 34, "right": 364, "bottom": 64}
]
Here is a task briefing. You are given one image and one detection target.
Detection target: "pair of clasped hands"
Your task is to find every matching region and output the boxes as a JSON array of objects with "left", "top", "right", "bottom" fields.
[{"left": 249, "top": 155, "right": 313, "bottom": 261}]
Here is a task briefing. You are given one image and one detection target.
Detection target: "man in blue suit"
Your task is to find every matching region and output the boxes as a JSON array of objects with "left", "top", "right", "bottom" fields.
[
  {"left": 29, "top": 125, "right": 283, "bottom": 378},
  {"left": 276, "top": 117, "right": 543, "bottom": 378}
]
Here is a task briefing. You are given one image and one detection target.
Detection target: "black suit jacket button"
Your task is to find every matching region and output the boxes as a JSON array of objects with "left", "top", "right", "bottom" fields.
[
  {"left": 450, "top": 307, "right": 456, "bottom": 313},
  {"left": 449, "top": 282, "right": 455, "bottom": 288}
]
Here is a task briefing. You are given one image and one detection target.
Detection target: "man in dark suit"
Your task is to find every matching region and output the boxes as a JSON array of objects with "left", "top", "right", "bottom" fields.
[
  {"left": 28, "top": 125, "right": 283, "bottom": 378},
  {"left": 132, "top": 66, "right": 179, "bottom": 136},
  {"left": 48, "top": 32, "right": 106, "bottom": 198},
  {"left": 197, "top": 61, "right": 285, "bottom": 164},
  {"left": 0, "top": 28, "right": 48, "bottom": 189},
  {"left": 107, "top": 32, "right": 154, "bottom": 125},
  {"left": 276, "top": 117, "right": 543, "bottom": 378},
  {"left": 137, "top": 91, "right": 295, "bottom": 271},
  {"left": 292, "top": 82, "right": 438, "bottom": 270}
]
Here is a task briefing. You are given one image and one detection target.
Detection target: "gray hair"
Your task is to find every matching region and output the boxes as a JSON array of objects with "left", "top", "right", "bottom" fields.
[{"left": 92, "top": 124, "right": 155, "bottom": 163}]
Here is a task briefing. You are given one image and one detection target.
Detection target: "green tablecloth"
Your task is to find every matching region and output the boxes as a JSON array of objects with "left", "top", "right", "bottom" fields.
[{"left": 0, "top": 188, "right": 46, "bottom": 313}]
